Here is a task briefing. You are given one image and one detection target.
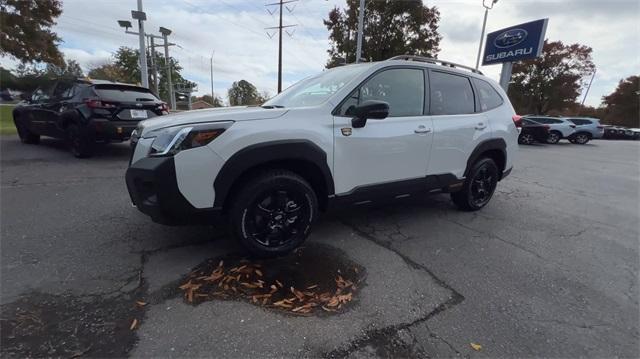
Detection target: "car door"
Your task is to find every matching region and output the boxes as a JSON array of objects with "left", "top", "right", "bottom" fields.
[
  {"left": 426, "top": 70, "right": 491, "bottom": 178},
  {"left": 332, "top": 67, "right": 433, "bottom": 195},
  {"left": 27, "top": 87, "right": 53, "bottom": 135}
]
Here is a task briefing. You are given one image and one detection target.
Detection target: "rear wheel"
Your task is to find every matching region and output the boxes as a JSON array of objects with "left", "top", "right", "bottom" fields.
[
  {"left": 451, "top": 158, "right": 499, "bottom": 211},
  {"left": 14, "top": 117, "right": 40, "bottom": 144},
  {"left": 546, "top": 131, "right": 561, "bottom": 144},
  {"left": 573, "top": 133, "right": 591, "bottom": 144},
  {"left": 66, "top": 124, "right": 94, "bottom": 158},
  {"left": 229, "top": 170, "right": 318, "bottom": 257},
  {"left": 518, "top": 133, "right": 534, "bottom": 145}
]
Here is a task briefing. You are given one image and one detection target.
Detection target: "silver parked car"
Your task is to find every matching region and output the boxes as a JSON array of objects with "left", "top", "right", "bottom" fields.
[
  {"left": 565, "top": 117, "right": 605, "bottom": 144},
  {"left": 523, "top": 116, "right": 576, "bottom": 144}
]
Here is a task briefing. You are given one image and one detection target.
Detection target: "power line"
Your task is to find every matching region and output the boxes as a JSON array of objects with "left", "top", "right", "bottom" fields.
[{"left": 265, "top": 0, "right": 298, "bottom": 93}]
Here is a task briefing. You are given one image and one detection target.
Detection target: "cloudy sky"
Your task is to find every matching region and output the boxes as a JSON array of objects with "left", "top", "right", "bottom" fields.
[{"left": 4, "top": 0, "right": 639, "bottom": 106}]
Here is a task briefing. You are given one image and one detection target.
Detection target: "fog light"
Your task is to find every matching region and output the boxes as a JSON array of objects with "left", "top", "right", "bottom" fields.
[{"left": 117, "top": 127, "right": 123, "bottom": 134}]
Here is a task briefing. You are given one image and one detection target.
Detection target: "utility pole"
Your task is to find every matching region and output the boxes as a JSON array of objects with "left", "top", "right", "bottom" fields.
[
  {"left": 134, "top": 0, "right": 148, "bottom": 88},
  {"left": 355, "top": 0, "right": 365, "bottom": 63},
  {"left": 581, "top": 69, "right": 597, "bottom": 106},
  {"left": 475, "top": 0, "right": 498, "bottom": 70},
  {"left": 159, "top": 27, "right": 176, "bottom": 110},
  {"left": 210, "top": 51, "right": 215, "bottom": 104},
  {"left": 148, "top": 36, "right": 159, "bottom": 94},
  {"left": 265, "top": 0, "right": 297, "bottom": 93}
]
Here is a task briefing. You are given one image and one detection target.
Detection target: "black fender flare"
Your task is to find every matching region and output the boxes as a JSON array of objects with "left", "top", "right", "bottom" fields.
[
  {"left": 213, "top": 140, "right": 334, "bottom": 208},
  {"left": 464, "top": 138, "right": 507, "bottom": 178}
]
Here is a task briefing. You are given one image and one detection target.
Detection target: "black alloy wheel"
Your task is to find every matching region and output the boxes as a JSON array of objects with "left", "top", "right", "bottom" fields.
[
  {"left": 518, "top": 133, "right": 534, "bottom": 145},
  {"left": 230, "top": 170, "right": 318, "bottom": 257},
  {"left": 546, "top": 131, "right": 561, "bottom": 144},
  {"left": 451, "top": 157, "right": 499, "bottom": 211},
  {"left": 574, "top": 133, "right": 590, "bottom": 144}
]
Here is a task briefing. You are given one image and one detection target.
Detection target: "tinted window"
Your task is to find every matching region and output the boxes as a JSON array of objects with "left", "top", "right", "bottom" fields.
[
  {"left": 568, "top": 119, "right": 592, "bottom": 125},
  {"left": 430, "top": 71, "right": 475, "bottom": 115},
  {"left": 340, "top": 68, "right": 425, "bottom": 117},
  {"left": 93, "top": 85, "right": 158, "bottom": 102},
  {"left": 31, "top": 88, "right": 50, "bottom": 103},
  {"left": 472, "top": 78, "right": 503, "bottom": 111}
]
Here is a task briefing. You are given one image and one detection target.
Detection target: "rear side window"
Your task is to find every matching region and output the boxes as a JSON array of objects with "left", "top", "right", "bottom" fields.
[
  {"left": 472, "top": 78, "right": 503, "bottom": 111},
  {"left": 339, "top": 68, "right": 425, "bottom": 117},
  {"left": 93, "top": 85, "right": 158, "bottom": 102},
  {"left": 568, "top": 119, "right": 592, "bottom": 125},
  {"left": 429, "top": 71, "right": 475, "bottom": 115}
]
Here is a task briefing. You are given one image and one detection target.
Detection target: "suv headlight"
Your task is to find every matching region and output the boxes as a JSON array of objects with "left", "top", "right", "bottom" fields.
[{"left": 145, "top": 121, "right": 233, "bottom": 157}]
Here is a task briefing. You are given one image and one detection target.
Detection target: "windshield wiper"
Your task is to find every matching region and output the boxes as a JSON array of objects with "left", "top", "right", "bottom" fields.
[{"left": 261, "top": 105, "right": 285, "bottom": 109}]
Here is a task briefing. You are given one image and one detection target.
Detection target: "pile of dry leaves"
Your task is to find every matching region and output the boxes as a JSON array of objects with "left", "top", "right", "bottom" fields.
[{"left": 179, "top": 259, "right": 360, "bottom": 315}]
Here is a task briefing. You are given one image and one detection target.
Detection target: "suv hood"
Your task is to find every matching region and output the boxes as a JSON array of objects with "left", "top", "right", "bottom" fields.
[{"left": 138, "top": 106, "right": 288, "bottom": 136}]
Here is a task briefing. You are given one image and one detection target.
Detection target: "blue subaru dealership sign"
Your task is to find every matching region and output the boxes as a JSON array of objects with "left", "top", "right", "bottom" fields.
[{"left": 482, "top": 18, "right": 549, "bottom": 65}]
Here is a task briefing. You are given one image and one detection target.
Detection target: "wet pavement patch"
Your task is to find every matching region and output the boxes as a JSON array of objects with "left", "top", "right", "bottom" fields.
[
  {"left": 178, "top": 243, "right": 365, "bottom": 315},
  {"left": 0, "top": 291, "right": 145, "bottom": 358}
]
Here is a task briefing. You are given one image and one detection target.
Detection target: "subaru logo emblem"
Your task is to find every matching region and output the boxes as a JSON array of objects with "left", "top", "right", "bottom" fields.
[
  {"left": 494, "top": 28, "right": 528, "bottom": 48},
  {"left": 136, "top": 103, "right": 143, "bottom": 107}
]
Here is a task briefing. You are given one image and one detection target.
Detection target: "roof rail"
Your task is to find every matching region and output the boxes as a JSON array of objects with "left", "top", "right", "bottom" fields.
[{"left": 387, "top": 55, "right": 483, "bottom": 75}]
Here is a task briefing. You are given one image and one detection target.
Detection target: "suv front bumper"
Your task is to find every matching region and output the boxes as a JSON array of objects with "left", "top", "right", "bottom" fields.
[{"left": 125, "top": 156, "right": 221, "bottom": 225}]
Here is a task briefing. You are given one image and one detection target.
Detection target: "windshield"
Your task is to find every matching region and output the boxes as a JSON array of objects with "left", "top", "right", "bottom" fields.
[{"left": 263, "top": 63, "right": 372, "bottom": 108}]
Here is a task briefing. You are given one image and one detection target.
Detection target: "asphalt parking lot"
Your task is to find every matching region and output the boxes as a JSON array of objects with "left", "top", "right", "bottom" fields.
[{"left": 1, "top": 136, "right": 638, "bottom": 358}]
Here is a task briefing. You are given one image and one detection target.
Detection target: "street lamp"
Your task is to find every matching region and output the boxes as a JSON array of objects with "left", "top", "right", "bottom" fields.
[
  {"left": 475, "top": 0, "right": 498, "bottom": 70},
  {"left": 117, "top": 20, "right": 132, "bottom": 29}
]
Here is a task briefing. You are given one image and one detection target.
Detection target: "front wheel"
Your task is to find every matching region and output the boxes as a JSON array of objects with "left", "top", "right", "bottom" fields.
[
  {"left": 14, "top": 118, "right": 40, "bottom": 144},
  {"left": 451, "top": 158, "right": 499, "bottom": 211},
  {"left": 229, "top": 170, "right": 318, "bottom": 257},
  {"left": 546, "top": 131, "right": 561, "bottom": 144}
]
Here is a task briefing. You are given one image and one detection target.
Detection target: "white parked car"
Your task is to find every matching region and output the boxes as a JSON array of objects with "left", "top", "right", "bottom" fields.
[
  {"left": 522, "top": 116, "right": 576, "bottom": 144},
  {"left": 126, "top": 56, "right": 519, "bottom": 256}
]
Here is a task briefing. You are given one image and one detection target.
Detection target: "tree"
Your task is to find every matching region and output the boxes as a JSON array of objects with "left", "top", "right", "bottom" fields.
[
  {"left": 87, "top": 63, "right": 127, "bottom": 83},
  {"left": 508, "top": 40, "right": 595, "bottom": 115},
  {"left": 324, "top": 0, "right": 441, "bottom": 67},
  {"left": 0, "top": 0, "right": 64, "bottom": 65},
  {"left": 45, "top": 59, "right": 84, "bottom": 78},
  {"left": 601, "top": 76, "right": 639, "bottom": 127},
  {"left": 228, "top": 80, "right": 263, "bottom": 106},
  {"left": 198, "top": 94, "right": 224, "bottom": 107}
]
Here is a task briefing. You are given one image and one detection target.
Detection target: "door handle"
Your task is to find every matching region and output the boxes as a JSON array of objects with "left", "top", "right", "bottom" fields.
[
  {"left": 414, "top": 125, "right": 431, "bottom": 134},
  {"left": 475, "top": 122, "right": 487, "bottom": 130}
]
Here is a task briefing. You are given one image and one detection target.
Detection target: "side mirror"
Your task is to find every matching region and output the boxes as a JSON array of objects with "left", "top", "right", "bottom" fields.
[{"left": 351, "top": 100, "right": 390, "bottom": 128}]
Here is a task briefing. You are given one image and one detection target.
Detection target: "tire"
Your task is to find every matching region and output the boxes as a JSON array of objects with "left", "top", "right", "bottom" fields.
[
  {"left": 451, "top": 157, "right": 499, "bottom": 211},
  {"left": 518, "top": 133, "right": 534, "bottom": 145},
  {"left": 546, "top": 131, "right": 561, "bottom": 144},
  {"left": 14, "top": 117, "right": 40, "bottom": 144},
  {"left": 573, "top": 133, "right": 590, "bottom": 145},
  {"left": 229, "top": 170, "right": 318, "bottom": 257},
  {"left": 66, "top": 123, "right": 94, "bottom": 158}
]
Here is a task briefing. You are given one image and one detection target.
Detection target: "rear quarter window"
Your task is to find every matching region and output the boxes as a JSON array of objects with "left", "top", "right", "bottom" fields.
[
  {"left": 472, "top": 78, "right": 503, "bottom": 112},
  {"left": 93, "top": 85, "right": 159, "bottom": 102}
]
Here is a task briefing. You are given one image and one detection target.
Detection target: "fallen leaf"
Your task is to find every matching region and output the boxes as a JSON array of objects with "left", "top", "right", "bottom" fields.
[
  {"left": 470, "top": 343, "right": 482, "bottom": 351},
  {"left": 275, "top": 280, "right": 283, "bottom": 288},
  {"left": 306, "top": 284, "right": 318, "bottom": 289},
  {"left": 135, "top": 301, "right": 147, "bottom": 307},
  {"left": 130, "top": 319, "right": 138, "bottom": 330},
  {"left": 255, "top": 269, "right": 263, "bottom": 277}
]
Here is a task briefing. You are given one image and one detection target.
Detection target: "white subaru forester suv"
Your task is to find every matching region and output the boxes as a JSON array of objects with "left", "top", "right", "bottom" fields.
[{"left": 126, "top": 56, "right": 518, "bottom": 256}]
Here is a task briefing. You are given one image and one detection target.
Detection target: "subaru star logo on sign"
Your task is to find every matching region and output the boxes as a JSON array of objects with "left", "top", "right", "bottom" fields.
[
  {"left": 494, "top": 29, "right": 528, "bottom": 48},
  {"left": 483, "top": 18, "right": 548, "bottom": 65}
]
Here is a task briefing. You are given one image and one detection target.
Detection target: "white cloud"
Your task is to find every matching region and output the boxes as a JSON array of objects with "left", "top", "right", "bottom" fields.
[{"left": 4, "top": 0, "right": 637, "bottom": 107}]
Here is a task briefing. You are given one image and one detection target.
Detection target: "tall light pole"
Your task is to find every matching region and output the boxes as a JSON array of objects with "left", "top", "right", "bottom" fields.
[
  {"left": 210, "top": 51, "right": 215, "bottom": 104},
  {"left": 132, "top": 0, "right": 148, "bottom": 88},
  {"left": 475, "top": 0, "right": 498, "bottom": 70}
]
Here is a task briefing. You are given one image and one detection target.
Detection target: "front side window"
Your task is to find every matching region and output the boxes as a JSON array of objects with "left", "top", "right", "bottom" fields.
[
  {"left": 472, "top": 78, "right": 503, "bottom": 112},
  {"left": 430, "top": 71, "right": 475, "bottom": 115},
  {"left": 339, "top": 68, "right": 425, "bottom": 117}
]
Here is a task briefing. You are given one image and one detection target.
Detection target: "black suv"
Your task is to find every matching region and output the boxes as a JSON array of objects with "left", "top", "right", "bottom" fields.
[{"left": 12, "top": 78, "right": 168, "bottom": 157}]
